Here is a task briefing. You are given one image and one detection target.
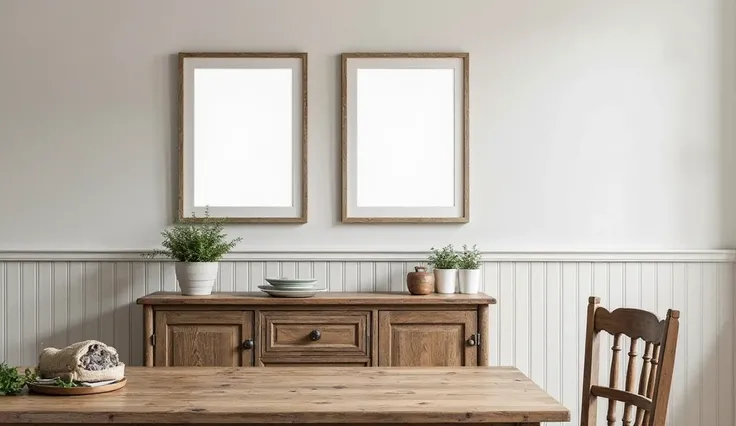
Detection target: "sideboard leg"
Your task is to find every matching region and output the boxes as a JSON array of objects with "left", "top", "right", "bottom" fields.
[
  {"left": 478, "top": 304, "right": 490, "bottom": 366},
  {"left": 144, "top": 305, "right": 153, "bottom": 367}
]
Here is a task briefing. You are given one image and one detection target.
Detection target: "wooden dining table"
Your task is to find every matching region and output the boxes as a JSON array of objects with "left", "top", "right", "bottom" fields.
[{"left": 0, "top": 366, "right": 570, "bottom": 425}]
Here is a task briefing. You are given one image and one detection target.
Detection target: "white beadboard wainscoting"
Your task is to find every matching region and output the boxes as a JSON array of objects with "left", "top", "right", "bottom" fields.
[{"left": 0, "top": 250, "right": 733, "bottom": 426}]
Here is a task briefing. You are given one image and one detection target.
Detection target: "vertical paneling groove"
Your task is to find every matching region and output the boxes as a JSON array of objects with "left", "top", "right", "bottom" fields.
[
  {"left": 99, "top": 262, "right": 115, "bottom": 355},
  {"left": 513, "top": 262, "right": 529, "bottom": 374},
  {"left": 560, "top": 262, "right": 578, "bottom": 423},
  {"left": 219, "top": 262, "right": 234, "bottom": 292},
  {"left": 498, "top": 262, "right": 513, "bottom": 366},
  {"left": 234, "top": 262, "right": 246, "bottom": 291},
  {"left": 685, "top": 263, "right": 703, "bottom": 426},
  {"left": 671, "top": 263, "right": 686, "bottom": 426},
  {"left": 20, "top": 262, "right": 36, "bottom": 365},
  {"left": 34, "top": 263, "right": 39, "bottom": 359},
  {"left": 542, "top": 262, "right": 547, "bottom": 392},
  {"left": 512, "top": 263, "right": 517, "bottom": 367},
  {"left": 577, "top": 261, "right": 592, "bottom": 426},
  {"left": 52, "top": 263, "right": 67, "bottom": 349},
  {"left": 37, "top": 262, "right": 52, "bottom": 354},
  {"left": 6, "top": 263, "right": 20, "bottom": 365},
  {"left": 718, "top": 262, "right": 734, "bottom": 426},
  {"left": 113, "top": 262, "right": 131, "bottom": 364},
  {"left": 575, "top": 262, "right": 580, "bottom": 426},
  {"left": 558, "top": 263, "right": 563, "bottom": 408},
  {"left": 544, "top": 262, "right": 561, "bottom": 404},
  {"left": 0, "top": 261, "right": 5, "bottom": 362},
  {"left": 701, "top": 263, "right": 717, "bottom": 426},
  {"left": 130, "top": 263, "right": 145, "bottom": 367},
  {"left": 529, "top": 262, "right": 544, "bottom": 386},
  {"left": 484, "top": 261, "right": 500, "bottom": 366},
  {"left": 0, "top": 257, "right": 732, "bottom": 426}
]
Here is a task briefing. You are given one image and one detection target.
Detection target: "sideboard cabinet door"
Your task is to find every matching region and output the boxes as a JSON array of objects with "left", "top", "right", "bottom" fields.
[
  {"left": 154, "top": 311, "right": 254, "bottom": 367},
  {"left": 378, "top": 310, "right": 478, "bottom": 367}
]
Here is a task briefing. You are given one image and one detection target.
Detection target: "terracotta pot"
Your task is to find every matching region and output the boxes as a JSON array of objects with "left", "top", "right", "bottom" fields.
[{"left": 406, "top": 266, "right": 434, "bottom": 295}]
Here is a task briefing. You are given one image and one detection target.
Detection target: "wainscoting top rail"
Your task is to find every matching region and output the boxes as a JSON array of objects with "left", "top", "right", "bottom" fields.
[{"left": 0, "top": 249, "right": 733, "bottom": 262}]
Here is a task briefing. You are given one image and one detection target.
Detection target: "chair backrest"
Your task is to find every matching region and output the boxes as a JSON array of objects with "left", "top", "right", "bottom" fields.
[{"left": 580, "top": 297, "right": 680, "bottom": 426}]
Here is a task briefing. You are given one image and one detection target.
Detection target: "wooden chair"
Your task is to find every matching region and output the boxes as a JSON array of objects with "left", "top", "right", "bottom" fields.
[{"left": 580, "top": 296, "right": 680, "bottom": 426}]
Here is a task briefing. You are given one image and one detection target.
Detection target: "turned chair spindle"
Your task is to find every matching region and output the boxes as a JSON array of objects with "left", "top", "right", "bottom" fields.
[
  {"left": 607, "top": 334, "right": 622, "bottom": 425},
  {"left": 580, "top": 297, "right": 680, "bottom": 426}
]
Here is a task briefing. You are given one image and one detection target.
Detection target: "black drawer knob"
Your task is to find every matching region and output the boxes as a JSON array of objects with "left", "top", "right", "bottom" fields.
[
  {"left": 309, "top": 330, "right": 321, "bottom": 341},
  {"left": 242, "top": 339, "right": 254, "bottom": 350}
]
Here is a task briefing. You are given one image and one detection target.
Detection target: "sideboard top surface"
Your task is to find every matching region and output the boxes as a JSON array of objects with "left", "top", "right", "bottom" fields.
[{"left": 137, "top": 291, "right": 497, "bottom": 306}]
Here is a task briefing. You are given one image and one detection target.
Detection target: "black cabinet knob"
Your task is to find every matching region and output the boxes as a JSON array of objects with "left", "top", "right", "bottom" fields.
[
  {"left": 242, "top": 339, "right": 254, "bottom": 350},
  {"left": 466, "top": 335, "right": 477, "bottom": 347},
  {"left": 309, "top": 330, "right": 321, "bottom": 341}
]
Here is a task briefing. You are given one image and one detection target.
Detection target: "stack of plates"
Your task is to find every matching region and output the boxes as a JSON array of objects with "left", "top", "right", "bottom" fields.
[{"left": 259, "top": 277, "right": 325, "bottom": 298}]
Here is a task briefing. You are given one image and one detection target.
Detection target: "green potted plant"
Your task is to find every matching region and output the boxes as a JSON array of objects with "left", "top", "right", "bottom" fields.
[
  {"left": 458, "top": 244, "right": 482, "bottom": 294},
  {"left": 427, "top": 244, "right": 460, "bottom": 294},
  {"left": 143, "top": 209, "right": 242, "bottom": 296}
]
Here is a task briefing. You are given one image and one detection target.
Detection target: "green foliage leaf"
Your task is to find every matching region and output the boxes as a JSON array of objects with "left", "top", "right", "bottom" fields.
[
  {"left": 427, "top": 244, "right": 460, "bottom": 269},
  {"left": 141, "top": 207, "right": 242, "bottom": 262},
  {"left": 0, "top": 363, "right": 36, "bottom": 396},
  {"left": 458, "top": 244, "right": 482, "bottom": 269},
  {"left": 53, "top": 377, "right": 78, "bottom": 388}
]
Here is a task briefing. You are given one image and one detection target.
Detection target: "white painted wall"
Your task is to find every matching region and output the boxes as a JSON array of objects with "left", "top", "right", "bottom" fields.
[{"left": 0, "top": 0, "right": 732, "bottom": 251}]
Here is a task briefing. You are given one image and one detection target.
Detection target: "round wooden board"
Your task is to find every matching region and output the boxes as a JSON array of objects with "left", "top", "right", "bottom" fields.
[{"left": 27, "top": 377, "right": 127, "bottom": 396}]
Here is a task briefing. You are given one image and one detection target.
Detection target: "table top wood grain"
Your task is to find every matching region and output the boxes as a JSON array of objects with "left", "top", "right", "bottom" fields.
[{"left": 0, "top": 366, "right": 569, "bottom": 424}]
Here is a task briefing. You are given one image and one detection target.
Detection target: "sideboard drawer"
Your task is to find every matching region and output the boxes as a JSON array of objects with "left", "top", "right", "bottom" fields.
[{"left": 259, "top": 310, "right": 369, "bottom": 357}]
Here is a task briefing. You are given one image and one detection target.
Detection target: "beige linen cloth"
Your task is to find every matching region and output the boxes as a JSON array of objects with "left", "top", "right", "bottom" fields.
[{"left": 37, "top": 340, "right": 125, "bottom": 382}]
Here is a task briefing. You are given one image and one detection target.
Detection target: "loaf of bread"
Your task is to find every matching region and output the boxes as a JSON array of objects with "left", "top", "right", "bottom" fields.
[{"left": 37, "top": 340, "right": 125, "bottom": 382}]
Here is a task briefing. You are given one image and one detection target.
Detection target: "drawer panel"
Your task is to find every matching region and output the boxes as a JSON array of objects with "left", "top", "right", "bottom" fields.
[{"left": 260, "top": 310, "right": 369, "bottom": 357}]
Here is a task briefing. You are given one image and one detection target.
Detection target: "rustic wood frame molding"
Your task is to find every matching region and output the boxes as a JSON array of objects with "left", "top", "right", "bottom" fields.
[
  {"left": 341, "top": 52, "right": 470, "bottom": 223},
  {"left": 178, "top": 52, "right": 308, "bottom": 223}
]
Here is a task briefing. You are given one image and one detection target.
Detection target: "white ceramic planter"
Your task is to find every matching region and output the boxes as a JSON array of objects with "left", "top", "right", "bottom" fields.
[
  {"left": 434, "top": 269, "right": 458, "bottom": 294},
  {"left": 459, "top": 269, "right": 481, "bottom": 294},
  {"left": 175, "top": 262, "right": 219, "bottom": 296}
]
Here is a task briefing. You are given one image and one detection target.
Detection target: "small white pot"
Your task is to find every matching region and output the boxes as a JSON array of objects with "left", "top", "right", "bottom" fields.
[
  {"left": 434, "top": 269, "right": 458, "bottom": 294},
  {"left": 459, "top": 269, "right": 481, "bottom": 294},
  {"left": 175, "top": 262, "right": 219, "bottom": 296}
]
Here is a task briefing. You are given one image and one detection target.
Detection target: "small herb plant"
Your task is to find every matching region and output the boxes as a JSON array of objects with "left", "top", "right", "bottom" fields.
[
  {"left": 142, "top": 208, "right": 242, "bottom": 262},
  {"left": 53, "top": 377, "right": 78, "bottom": 388},
  {"left": 427, "top": 245, "right": 460, "bottom": 269},
  {"left": 0, "top": 363, "right": 37, "bottom": 396},
  {"left": 458, "top": 244, "right": 482, "bottom": 270}
]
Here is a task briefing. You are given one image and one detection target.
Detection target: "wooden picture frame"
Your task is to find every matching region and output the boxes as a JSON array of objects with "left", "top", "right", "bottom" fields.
[
  {"left": 178, "top": 52, "right": 308, "bottom": 223},
  {"left": 341, "top": 52, "right": 469, "bottom": 223}
]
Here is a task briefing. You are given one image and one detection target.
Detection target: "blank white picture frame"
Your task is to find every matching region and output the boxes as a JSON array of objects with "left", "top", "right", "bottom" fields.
[
  {"left": 179, "top": 52, "right": 307, "bottom": 223},
  {"left": 341, "top": 53, "right": 469, "bottom": 223}
]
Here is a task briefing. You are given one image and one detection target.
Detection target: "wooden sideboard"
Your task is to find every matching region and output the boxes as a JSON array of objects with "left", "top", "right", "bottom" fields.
[{"left": 136, "top": 292, "right": 496, "bottom": 368}]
